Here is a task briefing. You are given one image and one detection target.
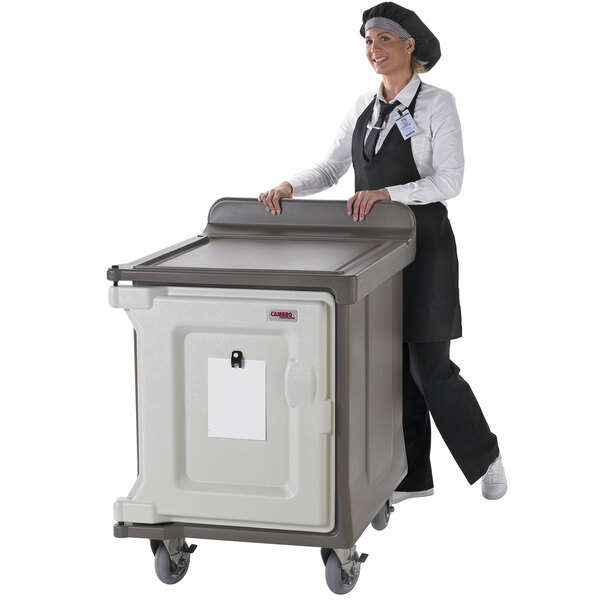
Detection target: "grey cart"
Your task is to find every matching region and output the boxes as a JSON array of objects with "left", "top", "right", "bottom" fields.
[{"left": 108, "top": 197, "right": 416, "bottom": 594}]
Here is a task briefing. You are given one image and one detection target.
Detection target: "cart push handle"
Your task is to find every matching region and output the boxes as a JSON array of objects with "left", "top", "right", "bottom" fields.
[{"left": 207, "top": 197, "right": 415, "bottom": 240}]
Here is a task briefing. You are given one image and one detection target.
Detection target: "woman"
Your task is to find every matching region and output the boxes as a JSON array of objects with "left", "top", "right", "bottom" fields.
[{"left": 259, "top": 2, "right": 507, "bottom": 501}]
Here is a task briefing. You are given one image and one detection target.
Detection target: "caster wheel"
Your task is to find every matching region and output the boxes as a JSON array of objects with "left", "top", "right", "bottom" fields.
[
  {"left": 371, "top": 499, "right": 392, "bottom": 531},
  {"left": 154, "top": 541, "right": 192, "bottom": 585},
  {"left": 325, "top": 551, "right": 361, "bottom": 595}
]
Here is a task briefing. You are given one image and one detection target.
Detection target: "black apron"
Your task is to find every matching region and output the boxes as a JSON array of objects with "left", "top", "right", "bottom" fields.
[{"left": 351, "top": 85, "right": 462, "bottom": 343}]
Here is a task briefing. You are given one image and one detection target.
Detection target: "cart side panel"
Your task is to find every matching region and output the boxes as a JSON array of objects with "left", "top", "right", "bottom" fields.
[{"left": 342, "top": 272, "right": 407, "bottom": 538}]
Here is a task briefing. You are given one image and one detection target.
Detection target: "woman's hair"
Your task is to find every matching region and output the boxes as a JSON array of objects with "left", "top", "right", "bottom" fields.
[
  {"left": 395, "top": 34, "right": 428, "bottom": 74},
  {"left": 411, "top": 56, "right": 428, "bottom": 73}
]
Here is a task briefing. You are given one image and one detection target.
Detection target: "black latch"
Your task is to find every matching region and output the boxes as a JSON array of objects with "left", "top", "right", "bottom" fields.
[{"left": 231, "top": 350, "right": 244, "bottom": 368}]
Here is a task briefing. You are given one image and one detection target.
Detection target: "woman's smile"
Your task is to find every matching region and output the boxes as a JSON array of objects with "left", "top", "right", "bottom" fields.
[{"left": 372, "top": 52, "right": 392, "bottom": 74}]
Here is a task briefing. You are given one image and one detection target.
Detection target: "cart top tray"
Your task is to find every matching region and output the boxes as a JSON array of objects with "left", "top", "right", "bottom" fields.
[{"left": 107, "top": 197, "right": 416, "bottom": 304}]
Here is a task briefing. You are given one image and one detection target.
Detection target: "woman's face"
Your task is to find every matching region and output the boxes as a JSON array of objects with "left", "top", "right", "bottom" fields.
[{"left": 365, "top": 28, "right": 414, "bottom": 75}]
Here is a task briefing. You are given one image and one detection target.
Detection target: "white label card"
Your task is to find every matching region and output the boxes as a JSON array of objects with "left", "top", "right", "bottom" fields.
[
  {"left": 394, "top": 109, "right": 418, "bottom": 140},
  {"left": 208, "top": 358, "right": 266, "bottom": 440}
]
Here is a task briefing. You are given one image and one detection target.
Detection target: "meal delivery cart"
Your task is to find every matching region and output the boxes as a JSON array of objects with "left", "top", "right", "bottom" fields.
[{"left": 107, "top": 197, "right": 416, "bottom": 594}]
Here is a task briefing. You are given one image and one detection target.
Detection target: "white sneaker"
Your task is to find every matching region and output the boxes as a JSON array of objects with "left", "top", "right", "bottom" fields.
[
  {"left": 392, "top": 488, "right": 434, "bottom": 504},
  {"left": 481, "top": 455, "right": 507, "bottom": 500}
]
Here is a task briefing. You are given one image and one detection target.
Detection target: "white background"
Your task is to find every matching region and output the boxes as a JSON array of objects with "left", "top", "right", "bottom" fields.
[{"left": 1, "top": 0, "right": 598, "bottom": 597}]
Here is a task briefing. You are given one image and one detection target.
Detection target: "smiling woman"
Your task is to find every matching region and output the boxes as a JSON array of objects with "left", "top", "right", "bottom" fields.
[
  {"left": 365, "top": 29, "right": 427, "bottom": 76},
  {"left": 258, "top": 1, "right": 507, "bottom": 503},
  {"left": 365, "top": 29, "right": 414, "bottom": 81}
]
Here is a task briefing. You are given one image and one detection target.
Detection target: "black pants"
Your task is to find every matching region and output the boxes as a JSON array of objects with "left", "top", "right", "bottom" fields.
[{"left": 397, "top": 341, "right": 500, "bottom": 490}]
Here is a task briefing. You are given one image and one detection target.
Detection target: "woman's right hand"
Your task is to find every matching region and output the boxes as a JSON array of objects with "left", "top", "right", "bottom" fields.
[{"left": 258, "top": 182, "right": 293, "bottom": 215}]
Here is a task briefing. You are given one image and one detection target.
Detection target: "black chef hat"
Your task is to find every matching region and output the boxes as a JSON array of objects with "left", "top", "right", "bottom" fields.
[{"left": 360, "top": 2, "right": 441, "bottom": 71}]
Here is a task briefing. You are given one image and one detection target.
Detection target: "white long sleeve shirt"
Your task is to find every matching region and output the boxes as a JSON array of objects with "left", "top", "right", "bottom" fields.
[{"left": 287, "top": 73, "right": 464, "bottom": 206}]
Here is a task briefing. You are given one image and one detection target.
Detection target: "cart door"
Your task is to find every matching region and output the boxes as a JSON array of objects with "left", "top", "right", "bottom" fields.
[{"left": 111, "top": 286, "right": 336, "bottom": 533}]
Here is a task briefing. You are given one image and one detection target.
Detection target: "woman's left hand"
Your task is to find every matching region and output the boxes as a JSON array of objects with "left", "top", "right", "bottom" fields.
[{"left": 347, "top": 188, "right": 391, "bottom": 221}]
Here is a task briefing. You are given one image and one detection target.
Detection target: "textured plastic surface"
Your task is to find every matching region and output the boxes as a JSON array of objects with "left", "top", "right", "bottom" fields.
[
  {"left": 153, "top": 237, "right": 378, "bottom": 272},
  {"left": 112, "top": 286, "right": 335, "bottom": 532}
]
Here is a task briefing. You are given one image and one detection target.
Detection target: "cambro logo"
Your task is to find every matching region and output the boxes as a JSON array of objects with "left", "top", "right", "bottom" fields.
[{"left": 268, "top": 309, "right": 298, "bottom": 322}]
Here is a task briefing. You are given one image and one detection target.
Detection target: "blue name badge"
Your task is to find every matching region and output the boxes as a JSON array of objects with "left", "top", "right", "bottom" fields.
[{"left": 394, "top": 109, "right": 418, "bottom": 140}]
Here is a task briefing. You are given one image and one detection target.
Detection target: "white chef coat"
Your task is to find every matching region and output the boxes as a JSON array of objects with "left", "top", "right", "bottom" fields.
[{"left": 287, "top": 73, "right": 464, "bottom": 206}]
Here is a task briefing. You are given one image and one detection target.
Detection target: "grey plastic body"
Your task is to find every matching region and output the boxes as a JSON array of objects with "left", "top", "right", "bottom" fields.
[
  {"left": 107, "top": 197, "right": 416, "bottom": 305},
  {"left": 110, "top": 198, "right": 415, "bottom": 549}
]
